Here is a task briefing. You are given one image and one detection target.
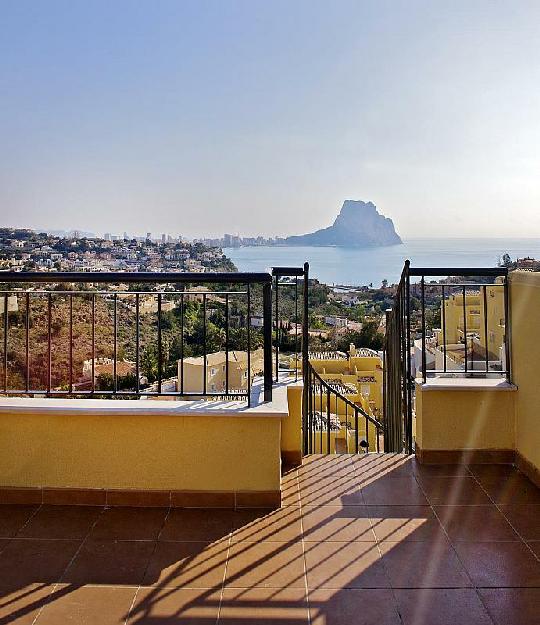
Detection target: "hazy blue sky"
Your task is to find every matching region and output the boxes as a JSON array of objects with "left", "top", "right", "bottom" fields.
[{"left": 1, "top": 1, "right": 540, "bottom": 239}]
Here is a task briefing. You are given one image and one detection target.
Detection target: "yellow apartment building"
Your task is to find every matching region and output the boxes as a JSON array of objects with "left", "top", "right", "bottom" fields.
[
  {"left": 438, "top": 283, "right": 505, "bottom": 361},
  {"left": 292, "top": 345, "right": 383, "bottom": 416},
  {"left": 179, "top": 348, "right": 264, "bottom": 393}
]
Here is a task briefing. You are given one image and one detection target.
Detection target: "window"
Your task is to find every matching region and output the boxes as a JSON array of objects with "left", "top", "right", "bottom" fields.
[
  {"left": 210, "top": 368, "right": 216, "bottom": 376},
  {"left": 211, "top": 383, "right": 215, "bottom": 391}
]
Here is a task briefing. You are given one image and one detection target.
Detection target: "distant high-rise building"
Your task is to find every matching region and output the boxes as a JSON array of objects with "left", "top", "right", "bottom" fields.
[
  {"left": 146, "top": 232, "right": 152, "bottom": 241},
  {"left": 161, "top": 233, "right": 166, "bottom": 244},
  {"left": 104, "top": 233, "right": 111, "bottom": 241},
  {"left": 223, "top": 234, "right": 232, "bottom": 247},
  {"left": 123, "top": 232, "right": 129, "bottom": 240}
]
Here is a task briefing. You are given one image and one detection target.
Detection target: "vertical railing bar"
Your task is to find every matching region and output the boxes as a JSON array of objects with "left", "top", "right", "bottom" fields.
[
  {"left": 421, "top": 276, "right": 426, "bottom": 384},
  {"left": 405, "top": 261, "right": 412, "bottom": 453},
  {"left": 295, "top": 276, "right": 299, "bottom": 382},
  {"left": 262, "top": 282, "right": 272, "bottom": 402},
  {"left": 326, "top": 387, "right": 331, "bottom": 455},
  {"left": 25, "top": 292, "right": 30, "bottom": 393},
  {"left": 47, "top": 293, "right": 52, "bottom": 395},
  {"left": 203, "top": 293, "right": 207, "bottom": 396},
  {"left": 91, "top": 293, "right": 95, "bottom": 394},
  {"left": 483, "top": 285, "right": 489, "bottom": 373},
  {"left": 113, "top": 293, "right": 118, "bottom": 394},
  {"left": 3, "top": 293, "right": 7, "bottom": 393},
  {"left": 180, "top": 292, "right": 184, "bottom": 395},
  {"left": 135, "top": 293, "right": 140, "bottom": 395},
  {"left": 225, "top": 293, "right": 229, "bottom": 395},
  {"left": 275, "top": 275, "right": 279, "bottom": 383},
  {"left": 302, "top": 262, "right": 310, "bottom": 453},
  {"left": 345, "top": 402, "right": 348, "bottom": 453},
  {"left": 462, "top": 285, "right": 468, "bottom": 374},
  {"left": 503, "top": 275, "right": 511, "bottom": 382},
  {"left": 442, "top": 285, "right": 447, "bottom": 373},
  {"left": 365, "top": 415, "right": 369, "bottom": 452},
  {"left": 355, "top": 408, "right": 359, "bottom": 453},
  {"left": 69, "top": 293, "right": 73, "bottom": 394},
  {"left": 319, "top": 382, "right": 323, "bottom": 454},
  {"left": 157, "top": 293, "right": 162, "bottom": 394},
  {"left": 247, "top": 284, "right": 251, "bottom": 406}
]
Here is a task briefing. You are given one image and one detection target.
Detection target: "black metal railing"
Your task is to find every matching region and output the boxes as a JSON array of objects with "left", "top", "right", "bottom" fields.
[
  {"left": 0, "top": 271, "right": 274, "bottom": 404},
  {"left": 383, "top": 260, "right": 511, "bottom": 453},
  {"left": 306, "top": 362, "right": 383, "bottom": 454}
]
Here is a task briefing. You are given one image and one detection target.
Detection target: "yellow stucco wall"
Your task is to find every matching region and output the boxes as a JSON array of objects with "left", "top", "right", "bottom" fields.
[
  {"left": 415, "top": 384, "right": 516, "bottom": 451},
  {"left": 510, "top": 271, "right": 540, "bottom": 470},
  {"left": 0, "top": 411, "right": 281, "bottom": 492}
]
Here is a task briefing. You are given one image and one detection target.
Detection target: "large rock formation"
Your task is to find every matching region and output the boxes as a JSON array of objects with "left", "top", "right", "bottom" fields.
[{"left": 285, "top": 200, "right": 402, "bottom": 247}]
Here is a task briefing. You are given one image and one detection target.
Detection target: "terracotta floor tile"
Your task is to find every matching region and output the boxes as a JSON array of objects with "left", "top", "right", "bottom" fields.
[
  {"left": 379, "top": 540, "right": 471, "bottom": 588},
  {"left": 362, "top": 477, "right": 428, "bottom": 506},
  {"left": 478, "top": 474, "right": 540, "bottom": 504},
  {"left": 0, "top": 506, "right": 38, "bottom": 538},
  {"left": 394, "top": 588, "right": 492, "bottom": 625},
  {"left": 479, "top": 588, "right": 540, "bottom": 625},
  {"left": 301, "top": 505, "right": 375, "bottom": 542},
  {"left": 298, "top": 478, "right": 364, "bottom": 506},
  {"left": 417, "top": 477, "right": 491, "bottom": 505},
  {"left": 219, "top": 587, "right": 309, "bottom": 624},
  {"left": 142, "top": 540, "right": 228, "bottom": 588},
  {"left": 225, "top": 540, "right": 305, "bottom": 588},
  {"left": 352, "top": 454, "right": 419, "bottom": 484},
  {"left": 413, "top": 464, "right": 471, "bottom": 478},
  {"left": 17, "top": 505, "right": 102, "bottom": 540},
  {"left": 435, "top": 505, "right": 519, "bottom": 541},
  {"left": 36, "top": 584, "right": 138, "bottom": 625},
  {"left": 231, "top": 507, "right": 303, "bottom": 542},
  {"left": 62, "top": 539, "right": 156, "bottom": 586},
  {"left": 467, "top": 464, "right": 518, "bottom": 480},
  {"left": 304, "top": 541, "right": 389, "bottom": 589},
  {"left": 281, "top": 472, "right": 300, "bottom": 506},
  {"left": 309, "top": 588, "right": 401, "bottom": 625},
  {"left": 368, "top": 506, "right": 445, "bottom": 542},
  {"left": 160, "top": 509, "right": 233, "bottom": 542},
  {"left": 499, "top": 505, "right": 540, "bottom": 540},
  {"left": 454, "top": 541, "right": 540, "bottom": 587},
  {"left": 0, "top": 584, "right": 56, "bottom": 625},
  {"left": 0, "top": 539, "right": 80, "bottom": 591},
  {"left": 128, "top": 587, "right": 221, "bottom": 625},
  {"left": 527, "top": 541, "right": 540, "bottom": 558},
  {"left": 90, "top": 506, "right": 167, "bottom": 541}
]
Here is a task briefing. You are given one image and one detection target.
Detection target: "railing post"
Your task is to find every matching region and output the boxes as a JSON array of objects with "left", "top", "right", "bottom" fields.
[
  {"left": 503, "top": 269, "right": 512, "bottom": 382},
  {"left": 262, "top": 281, "right": 273, "bottom": 402},
  {"left": 302, "top": 262, "right": 310, "bottom": 454}
]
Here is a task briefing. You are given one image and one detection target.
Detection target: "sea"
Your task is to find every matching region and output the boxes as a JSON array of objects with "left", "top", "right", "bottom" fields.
[{"left": 224, "top": 238, "right": 540, "bottom": 287}]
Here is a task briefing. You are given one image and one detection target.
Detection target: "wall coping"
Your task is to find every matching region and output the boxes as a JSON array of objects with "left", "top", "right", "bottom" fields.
[
  {"left": 0, "top": 376, "right": 292, "bottom": 418},
  {"left": 417, "top": 377, "right": 517, "bottom": 392}
]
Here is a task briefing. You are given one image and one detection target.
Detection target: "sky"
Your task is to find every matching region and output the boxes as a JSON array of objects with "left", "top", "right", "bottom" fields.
[{"left": 1, "top": 0, "right": 540, "bottom": 239}]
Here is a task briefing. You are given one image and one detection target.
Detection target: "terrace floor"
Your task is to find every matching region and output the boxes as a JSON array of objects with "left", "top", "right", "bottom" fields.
[{"left": 1, "top": 454, "right": 540, "bottom": 624}]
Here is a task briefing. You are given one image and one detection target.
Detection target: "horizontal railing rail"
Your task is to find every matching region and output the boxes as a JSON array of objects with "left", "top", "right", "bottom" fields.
[{"left": 0, "top": 271, "right": 274, "bottom": 403}]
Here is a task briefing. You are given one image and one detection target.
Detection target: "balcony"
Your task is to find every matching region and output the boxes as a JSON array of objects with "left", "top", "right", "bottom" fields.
[{"left": 1, "top": 264, "right": 540, "bottom": 623}]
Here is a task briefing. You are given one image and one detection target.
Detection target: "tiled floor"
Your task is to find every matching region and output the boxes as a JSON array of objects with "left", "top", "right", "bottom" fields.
[{"left": 1, "top": 454, "right": 540, "bottom": 624}]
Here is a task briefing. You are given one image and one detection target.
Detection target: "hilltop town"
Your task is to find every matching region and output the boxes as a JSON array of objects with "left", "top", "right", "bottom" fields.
[{"left": 0, "top": 228, "right": 235, "bottom": 274}]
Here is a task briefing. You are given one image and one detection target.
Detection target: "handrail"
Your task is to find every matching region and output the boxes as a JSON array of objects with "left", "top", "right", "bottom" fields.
[
  {"left": 309, "top": 363, "right": 382, "bottom": 430},
  {"left": 0, "top": 271, "right": 272, "bottom": 284},
  {"left": 306, "top": 361, "right": 382, "bottom": 454}
]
